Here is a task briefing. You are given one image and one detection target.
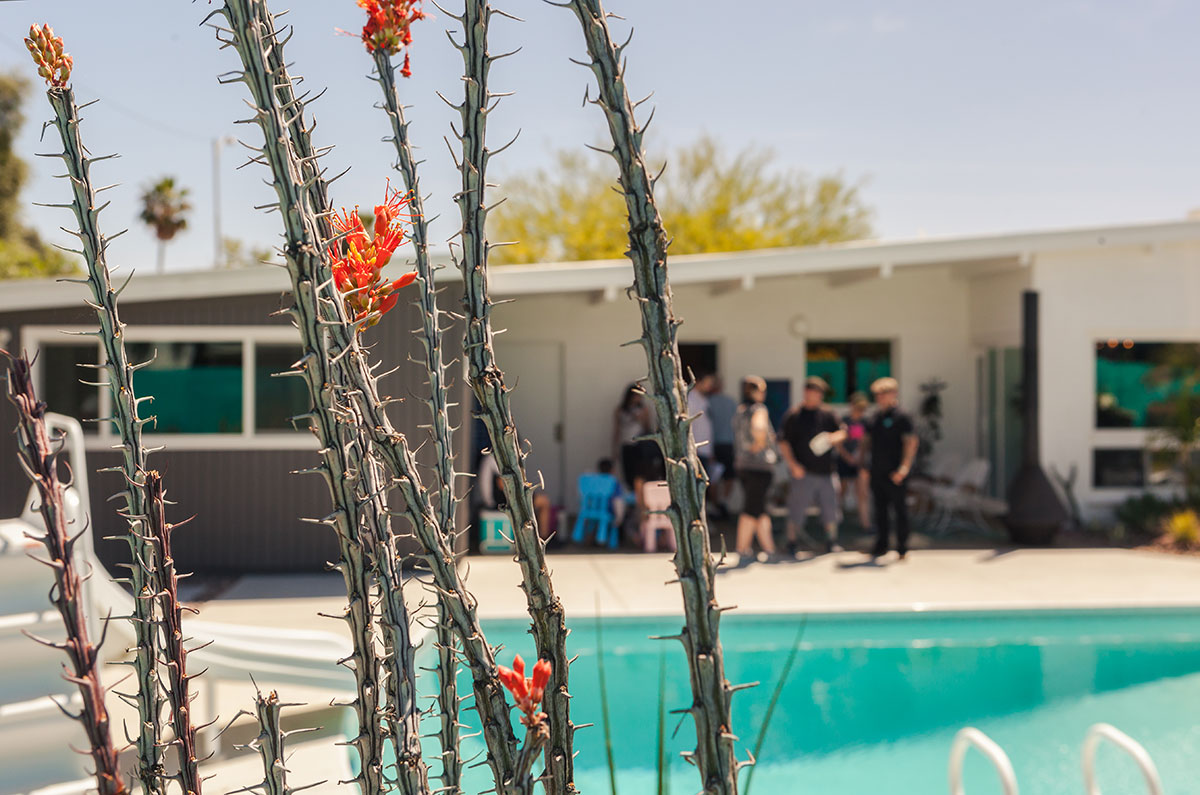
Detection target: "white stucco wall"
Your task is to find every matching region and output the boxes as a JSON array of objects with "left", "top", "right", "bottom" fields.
[
  {"left": 494, "top": 265, "right": 978, "bottom": 509},
  {"left": 1034, "top": 239, "right": 1200, "bottom": 515},
  {"left": 968, "top": 267, "right": 1031, "bottom": 349}
]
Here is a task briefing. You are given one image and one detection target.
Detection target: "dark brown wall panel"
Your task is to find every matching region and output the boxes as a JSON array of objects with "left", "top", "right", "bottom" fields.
[{"left": 0, "top": 287, "right": 469, "bottom": 573}]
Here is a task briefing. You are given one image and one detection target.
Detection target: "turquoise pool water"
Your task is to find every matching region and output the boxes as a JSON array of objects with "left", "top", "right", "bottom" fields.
[{"left": 365, "top": 609, "right": 1200, "bottom": 793}]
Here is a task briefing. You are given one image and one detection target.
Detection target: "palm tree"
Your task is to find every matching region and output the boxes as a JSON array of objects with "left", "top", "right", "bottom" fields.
[{"left": 138, "top": 177, "right": 191, "bottom": 273}]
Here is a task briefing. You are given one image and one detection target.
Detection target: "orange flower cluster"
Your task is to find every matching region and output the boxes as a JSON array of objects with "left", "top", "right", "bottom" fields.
[
  {"left": 498, "top": 654, "right": 552, "bottom": 728},
  {"left": 330, "top": 185, "right": 417, "bottom": 330},
  {"left": 358, "top": 0, "right": 425, "bottom": 77},
  {"left": 25, "top": 24, "right": 72, "bottom": 88}
]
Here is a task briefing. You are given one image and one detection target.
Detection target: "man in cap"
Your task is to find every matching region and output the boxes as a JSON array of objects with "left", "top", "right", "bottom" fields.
[
  {"left": 865, "top": 377, "right": 919, "bottom": 560},
  {"left": 779, "top": 376, "right": 847, "bottom": 554}
]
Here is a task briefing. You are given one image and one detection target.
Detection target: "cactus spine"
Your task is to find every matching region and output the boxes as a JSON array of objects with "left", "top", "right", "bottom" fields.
[
  {"left": 211, "top": 3, "right": 532, "bottom": 792},
  {"left": 239, "top": 690, "right": 324, "bottom": 795},
  {"left": 42, "top": 83, "right": 166, "bottom": 795},
  {"left": 446, "top": 4, "right": 577, "bottom": 791},
  {"left": 210, "top": 6, "right": 409, "bottom": 793},
  {"left": 562, "top": 1, "right": 742, "bottom": 792},
  {"left": 248, "top": 7, "right": 431, "bottom": 790},
  {"left": 146, "top": 472, "right": 203, "bottom": 795},
  {"left": 370, "top": 47, "right": 462, "bottom": 793},
  {"left": 5, "top": 354, "right": 128, "bottom": 795}
]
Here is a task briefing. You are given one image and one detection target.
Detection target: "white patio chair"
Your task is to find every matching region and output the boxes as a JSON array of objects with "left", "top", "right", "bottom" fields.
[{"left": 927, "top": 458, "right": 1002, "bottom": 536}]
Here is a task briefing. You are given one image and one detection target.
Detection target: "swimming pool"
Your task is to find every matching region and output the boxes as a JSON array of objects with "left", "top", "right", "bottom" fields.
[{"left": 377, "top": 608, "right": 1200, "bottom": 793}]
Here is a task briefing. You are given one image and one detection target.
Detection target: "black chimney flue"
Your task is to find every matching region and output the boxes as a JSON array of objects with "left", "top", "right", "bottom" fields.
[{"left": 1004, "top": 290, "right": 1069, "bottom": 544}]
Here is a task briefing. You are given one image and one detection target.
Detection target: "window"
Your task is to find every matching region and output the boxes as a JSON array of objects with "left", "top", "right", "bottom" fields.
[
  {"left": 679, "top": 342, "right": 718, "bottom": 380},
  {"left": 27, "top": 326, "right": 311, "bottom": 448},
  {"left": 40, "top": 343, "right": 101, "bottom": 433},
  {"left": 806, "top": 340, "right": 892, "bottom": 404},
  {"left": 1095, "top": 341, "right": 1200, "bottom": 428},
  {"left": 255, "top": 344, "right": 310, "bottom": 431},
  {"left": 128, "top": 342, "right": 244, "bottom": 434},
  {"left": 1093, "top": 448, "right": 1145, "bottom": 489}
]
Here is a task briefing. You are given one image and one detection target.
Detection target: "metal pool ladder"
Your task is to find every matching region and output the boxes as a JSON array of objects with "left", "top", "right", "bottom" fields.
[
  {"left": 948, "top": 723, "right": 1164, "bottom": 795},
  {"left": 949, "top": 728, "right": 1019, "bottom": 795},
  {"left": 1081, "top": 723, "right": 1163, "bottom": 795}
]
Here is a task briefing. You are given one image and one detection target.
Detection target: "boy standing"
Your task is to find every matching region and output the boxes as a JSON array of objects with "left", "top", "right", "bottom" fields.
[
  {"left": 779, "top": 376, "right": 846, "bottom": 553},
  {"left": 865, "top": 377, "right": 919, "bottom": 560}
]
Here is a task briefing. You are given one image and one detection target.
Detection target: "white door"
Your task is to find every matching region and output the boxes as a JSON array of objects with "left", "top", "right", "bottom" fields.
[{"left": 496, "top": 341, "right": 565, "bottom": 504}]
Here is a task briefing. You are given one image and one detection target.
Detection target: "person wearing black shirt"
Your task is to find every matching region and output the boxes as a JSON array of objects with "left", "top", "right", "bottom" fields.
[
  {"left": 865, "top": 377, "right": 919, "bottom": 560},
  {"left": 779, "top": 376, "right": 847, "bottom": 554}
]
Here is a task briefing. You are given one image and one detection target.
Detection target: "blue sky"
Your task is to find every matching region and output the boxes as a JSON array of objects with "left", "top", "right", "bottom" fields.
[{"left": 1, "top": 0, "right": 1197, "bottom": 272}]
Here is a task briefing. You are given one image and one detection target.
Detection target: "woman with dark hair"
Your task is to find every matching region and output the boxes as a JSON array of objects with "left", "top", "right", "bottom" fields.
[
  {"left": 613, "top": 383, "right": 653, "bottom": 490},
  {"left": 732, "top": 376, "right": 779, "bottom": 561}
]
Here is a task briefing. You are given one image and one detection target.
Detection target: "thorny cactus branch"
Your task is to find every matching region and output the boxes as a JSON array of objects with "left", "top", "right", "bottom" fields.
[
  {"left": 256, "top": 12, "right": 430, "bottom": 789},
  {"left": 358, "top": 449, "right": 430, "bottom": 795},
  {"left": 146, "top": 472, "right": 202, "bottom": 795},
  {"left": 561, "top": 1, "right": 740, "bottom": 792},
  {"left": 40, "top": 78, "right": 166, "bottom": 795},
  {"left": 449, "top": 3, "right": 577, "bottom": 792},
  {"left": 235, "top": 690, "right": 325, "bottom": 795},
  {"left": 5, "top": 353, "right": 128, "bottom": 795},
  {"left": 211, "top": 6, "right": 396, "bottom": 793},
  {"left": 210, "top": 3, "right": 526, "bottom": 792},
  {"left": 370, "top": 45, "right": 462, "bottom": 794}
]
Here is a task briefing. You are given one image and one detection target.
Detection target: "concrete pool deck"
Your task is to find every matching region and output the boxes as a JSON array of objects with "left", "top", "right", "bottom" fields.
[{"left": 194, "top": 547, "right": 1200, "bottom": 629}]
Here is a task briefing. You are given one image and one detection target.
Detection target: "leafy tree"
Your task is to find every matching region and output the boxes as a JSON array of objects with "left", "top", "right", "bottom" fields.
[
  {"left": 219, "top": 236, "right": 277, "bottom": 269},
  {"left": 490, "top": 135, "right": 872, "bottom": 265},
  {"left": 0, "top": 71, "right": 77, "bottom": 280},
  {"left": 138, "top": 176, "right": 191, "bottom": 272}
]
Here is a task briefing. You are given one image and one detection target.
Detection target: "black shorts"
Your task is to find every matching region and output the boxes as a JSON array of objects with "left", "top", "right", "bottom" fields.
[
  {"left": 837, "top": 461, "right": 862, "bottom": 480},
  {"left": 714, "top": 442, "right": 735, "bottom": 481},
  {"left": 620, "top": 443, "right": 641, "bottom": 489},
  {"left": 739, "top": 469, "right": 773, "bottom": 517}
]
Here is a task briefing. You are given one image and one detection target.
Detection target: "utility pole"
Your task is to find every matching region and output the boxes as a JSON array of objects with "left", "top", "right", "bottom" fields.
[{"left": 212, "top": 135, "right": 236, "bottom": 268}]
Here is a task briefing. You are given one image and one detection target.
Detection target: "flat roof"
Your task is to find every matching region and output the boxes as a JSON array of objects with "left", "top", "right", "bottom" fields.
[{"left": 2, "top": 217, "right": 1199, "bottom": 313}]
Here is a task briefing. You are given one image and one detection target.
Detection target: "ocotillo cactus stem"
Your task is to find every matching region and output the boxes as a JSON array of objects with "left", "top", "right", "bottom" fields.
[
  {"left": 446, "top": 3, "right": 577, "bottom": 792},
  {"left": 211, "top": 3, "right": 525, "bottom": 791},
  {"left": 41, "top": 81, "right": 165, "bottom": 795},
  {"left": 561, "top": 1, "right": 741, "bottom": 792},
  {"left": 146, "top": 472, "right": 203, "bottom": 795},
  {"left": 236, "top": 689, "right": 325, "bottom": 795},
  {"left": 5, "top": 353, "right": 128, "bottom": 795},
  {"left": 370, "top": 45, "right": 462, "bottom": 793}
]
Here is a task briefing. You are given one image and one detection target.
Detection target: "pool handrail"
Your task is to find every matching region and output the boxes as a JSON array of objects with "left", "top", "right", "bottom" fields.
[
  {"left": 1081, "top": 723, "right": 1163, "bottom": 795},
  {"left": 948, "top": 727, "right": 1019, "bottom": 795}
]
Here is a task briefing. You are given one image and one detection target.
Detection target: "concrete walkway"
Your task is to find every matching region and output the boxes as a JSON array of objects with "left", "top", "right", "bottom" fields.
[{"left": 464, "top": 547, "right": 1200, "bottom": 618}]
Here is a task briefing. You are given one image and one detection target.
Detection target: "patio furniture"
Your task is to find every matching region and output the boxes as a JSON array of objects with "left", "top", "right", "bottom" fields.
[
  {"left": 641, "top": 480, "right": 676, "bottom": 553},
  {"left": 571, "top": 472, "right": 621, "bottom": 548},
  {"left": 927, "top": 458, "right": 1006, "bottom": 536},
  {"left": 910, "top": 453, "right": 963, "bottom": 512}
]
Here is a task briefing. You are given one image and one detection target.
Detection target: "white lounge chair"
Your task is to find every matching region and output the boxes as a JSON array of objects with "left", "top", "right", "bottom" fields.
[
  {"left": 1, "top": 414, "right": 353, "bottom": 792},
  {"left": 927, "top": 458, "right": 1006, "bottom": 536}
]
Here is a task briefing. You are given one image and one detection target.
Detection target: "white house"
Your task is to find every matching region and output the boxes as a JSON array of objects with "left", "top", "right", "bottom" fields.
[
  {"left": 4, "top": 216, "right": 1199, "bottom": 544},
  {"left": 485, "top": 218, "right": 1200, "bottom": 520}
]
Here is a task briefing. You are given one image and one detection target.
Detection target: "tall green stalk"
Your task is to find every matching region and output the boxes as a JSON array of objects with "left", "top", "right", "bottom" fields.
[
  {"left": 447, "top": 3, "right": 577, "bottom": 790},
  {"left": 370, "top": 47, "right": 462, "bottom": 793},
  {"left": 560, "top": 2, "right": 742, "bottom": 792},
  {"left": 743, "top": 619, "right": 807, "bottom": 795},
  {"left": 209, "top": 5, "right": 409, "bottom": 793},
  {"left": 210, "top": 3, "right": 528, "bottom": 792},
  {"left": 41, "top": 81, "right": 165, "bottom": 795}
]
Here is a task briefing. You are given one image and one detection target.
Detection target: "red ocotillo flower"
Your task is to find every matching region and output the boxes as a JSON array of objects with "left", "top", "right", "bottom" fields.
[
  {"left": 329, "top": 184, "right": 417, "bottom": 330},
  {"left": 498, "top": 654, "right": 553, "bottom": 728},
  {"left": 357, "top": 0, "right": 426, "bottom": 76},
  {"left": 25, "top": 24, "right": 72, "bottom": 87}
]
